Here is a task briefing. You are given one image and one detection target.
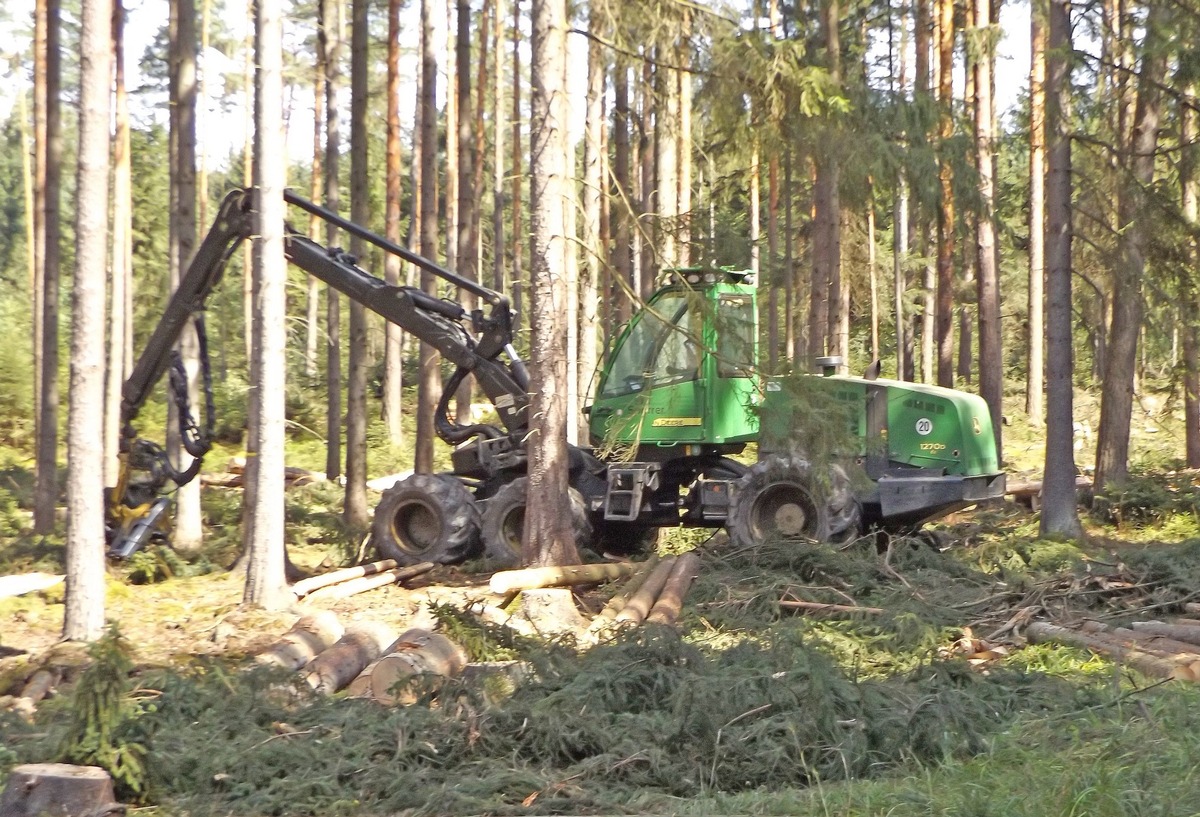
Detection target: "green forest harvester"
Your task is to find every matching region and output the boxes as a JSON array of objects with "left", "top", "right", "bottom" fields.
[{"left": 108, "top": 187, "right": 1006, "bottom": 565}]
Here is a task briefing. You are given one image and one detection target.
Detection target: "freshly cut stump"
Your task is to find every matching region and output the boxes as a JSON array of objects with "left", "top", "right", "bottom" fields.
[{"left": 0, "top": 764, "right": 120, "bottom": 817}]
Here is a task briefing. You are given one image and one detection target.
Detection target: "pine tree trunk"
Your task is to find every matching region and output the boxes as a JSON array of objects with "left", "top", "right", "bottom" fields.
[
  {"left": 1039, "top": 0, "right": 1082, "bottom": 540},
  {"left": 510, "top": 0, "right": 524, "bottom": 328},
  {"left": 1182, "top": 77, "right": 1200, "bottom": 468},
  {"left": 104, "top": 0, "right": 132, "bottom": 490},
  {"left": 244, "top": 0, "right": 292, "bottom": 609},
  {"left": 580, "top": 5, "right": 604, "bottom": 427},
  {"left": 766, "top": 155, "right": 780, "bottom": 369},
  {"left": 612, "top": 53, "right": 632, "bottom": 325},
  {"left": 345, "top": 0, "right": 369, "bottom": 530},
  {"left": 33, "top": 0, "right": 62, "bottom": 536},
  {"left": 415, "top": 0, "right": 440, "bottom": 474},
  {"left": 1094, "top": 3, "right": 1169, "bottom": 492},
  {"left": 974, "top": 0, "right": 1002, "bottom": 458},
  {"left": 383, "top": 0, "right": 404, "bottom": 445},
  {"left": 525, "top": 0, "right": 580, "bottom": 568},
  {"left": 491, "top": 0, "right": 506, "bottom": 295},
  {"left": 320, "top": 0, "right": 343, "bottom": 482},
  {"left": 1027, "top": 0, "right": 1046, "bottom": 425},
  {"left": 934, "top": 0, "right": 955, "bottom": 387},
  {"left": 64, "top": 0, "right": 113, "bottom": 641},
  {"left": 677, "top": 11, "right": 692, "bottom": 267},
  {"left": 455, "top": 0, "right": 477, "bottom": 423},
  {"left": 170, "top": 0, "right": 203, "bottom": 553}
]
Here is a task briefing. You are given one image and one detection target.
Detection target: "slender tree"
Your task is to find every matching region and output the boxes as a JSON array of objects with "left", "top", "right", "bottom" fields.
[
  {"left": 1039, "top": 0, "right": 1082, "bottom": 540},
  {"left": 244, "top": 0, "right": 291, "bottom": 609},
  {"left": 934, "top": 0, "right": 955, "bottom": 387},
  {"left": 415, "top": 0, "right": 440, "bottom": 474},
  {"left": 1182, "top": 73, "right": 1200, "bottom": 468},
  {"left": 974, "top": 0, "right": 1002, "bottom": 456},
  {"left": 1094, "top": 3, "right": 1171, "bottom": 492},
  {"left": 454, "top": 0, "right": 477, "bottom": 421},
  {"left": 344, "top": 0, "right": 369, "bottom": 529},
  {"left": 492, "top": 0, "right": 507, "bottom": 295},
  {"left": 524, "top": 0, "right": 579, "bottom": 566},
  {"left": 383, "top": 0, "right": 404, "bottom": 444},
  {"left": 64, "top": 0, "right": 114, "bottom": 642},
  {"left": 580, "top": 0, "right": 604, "bottom": 426},
  {"left": 1027, "top": 0, "right": 1046, "bottom": 425},
  {"left": 320, "top": 0, "right": 343, "bottom": 482},
  {"left": 33, "top": 0, "right": 62, "bottom": 535}
]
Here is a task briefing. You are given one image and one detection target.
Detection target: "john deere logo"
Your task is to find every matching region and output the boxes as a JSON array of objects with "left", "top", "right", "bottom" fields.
[
  {"left": 972, "top": 416, "right": 982, "bottom": 435},
  {"left": 652, "top": 417, "right": 703, "bottom": 427}
]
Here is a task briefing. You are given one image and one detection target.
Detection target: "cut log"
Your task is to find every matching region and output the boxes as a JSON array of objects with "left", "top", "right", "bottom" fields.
[
  {"left": 256, "top": 612, "right": 345, "bottom": 670},
  {"left": 11, "top": 668, "right": 62, "bottom": 720},
  {"left": 646, "top": 551, "right": 701, "bottom": 625},
  {"left": 589, "top": 557, "right": 660, "bottom": 629},
  {"left": 0, "top": 573, "right": 65, "bottom": 600},
  {"left": 1111, "top": 628, "right": 1200, "bottom": 660},
  {"left": 303, "top": 623, "right": 395, "bottom": 694},
  {"left": 348, "top": 629, "right": 469, "bottom": 704},
  {"left": 489, "top": 562, "right": 637, "bottom": 595},
  {"left": 779, "top": 599, "right": 885, "bottom": 616},
  {"left": 292, "top": 560, "right": 399, "bottom": 598},
  {"left": 612, "top": 558, "right": 677, "bottom": 626},
  {"left": 304, "top": 562, "right": 435, "bottom": 602},
  {"left": 0, "top": 764, "right": 121, "bottom": 817},
  {"left": 1026, "top": 621, "right": 1192, "bottom": 680}
]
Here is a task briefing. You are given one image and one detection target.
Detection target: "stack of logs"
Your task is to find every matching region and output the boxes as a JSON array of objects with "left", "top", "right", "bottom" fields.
[
  {"left": 256, "top": 552, "right": 703, "bottom": 704},
  {"left": 1027, "top": 617, "right": 1200, "bottom": 681},
  {"left": 292, "top": 559, "right": 435, "bottom": 601}
]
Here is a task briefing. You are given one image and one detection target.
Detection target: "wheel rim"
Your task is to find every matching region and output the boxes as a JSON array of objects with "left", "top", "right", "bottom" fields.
[
  {"left": 390, "top": 500, "right": 442, "bottom": 556},
  {"left": 750, "top": 482, "right": 820, "bottom": 540},
  {"left": 499, "top": 505, "right": 524, "bottom": 551}
]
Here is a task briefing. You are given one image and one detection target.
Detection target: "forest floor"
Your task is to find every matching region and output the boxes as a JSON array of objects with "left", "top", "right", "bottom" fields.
[{"left": 5, "top": 396, "right": 1200, "bottom": 814}]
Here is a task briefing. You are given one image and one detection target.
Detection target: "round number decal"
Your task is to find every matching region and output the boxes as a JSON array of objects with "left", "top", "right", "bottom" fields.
[{"left": 915, "top": 418, "right": 933, "bottom": 436}]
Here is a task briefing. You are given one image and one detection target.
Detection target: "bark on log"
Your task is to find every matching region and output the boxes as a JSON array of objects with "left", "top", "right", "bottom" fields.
[
  {"left": 489, "top": 562, "right": 637, "bottom": 595},
  {"left": 612, "top": 558, "right": 677, "bottom": 625},
  {"left": 1026, "top": 621, "right": 1191, "bottom": 680},
  {"left": 304, "top": 623, "right": 395, "bottom": 693},
  {"left": 347, "top": 628, "right": 468, "bottom": 704},
  {"left": 1111, "top": 628, "right": 1200, "bottom": 660},
  {"left": 778, "top": 600, "right": 885, "bottom": 616},
  {"left": 11, "top": 667, "right": 62, "bottom": 720},
  {"left": 256, "top": 612, "right": 345, "bottom": 670},
  {"left": 0, "top": 764, "right": 121, "bottom": 817},
  {"left": 646, "top": 551, "right": 700, "bottom": 625},
  {"left": 589, "top": 556, "right": 660, "bottom": 629},
  {"left": 292, "top": 559, "right": 399, "bottom": 597}
]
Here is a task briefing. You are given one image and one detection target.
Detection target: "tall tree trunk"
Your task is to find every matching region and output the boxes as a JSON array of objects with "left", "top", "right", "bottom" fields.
[
  {"left": 934, "top": 0, "right": 955, "bottom": 387},
  {"left": 638, "top": 60, "right": 655, "bottom": 296},
  {"left": 1027, "top": 0, "right": 1046, "bottom": 425},
  {"left": 245, "top": 0, "right": 291, "bottom": 609},
  {"left": 915, "top": 0, "right": 934, "bottom": 384},
  {"left": 580, "top": 3, "right": 604, "bottom": 427},
  {"left": 766, "top": 155, "right": 780, "bottom": 369},
  {"left": 33, "top": 0, "right": 62, "bottom": 535},
  {"left": 104, "top": 0, "right": 132, "bottom": 489},
  {"left": 320, "top": 0, "right": 343, "bottom": 482},
  {"left": 383, "top": 0, "right": 404, "bottom": 444},
  {"left": 612, "top": 53, "right": 633, "bottom": 325},
  {"left": 510, "top": 0, "right": 524, "bottom": 331},
  {"left": 974, "top": 0, "right": 1002, "bottom": 457},
  {"left": 415, "top": 0, "right": 441, "bottom": 474},
  {"left": 1182, "top": 75, "right": 1200, "bottom": 468},
  {"left": 525, "top": 0, "right": 579, "bottom": 567},
  {"left": 677, "top": 11, "right": 693, "bottom": 267},
  {"left": 1039, "top": 0, "right": 1082, "bottom": 540},
  {"left": 169, "top": 0, "right": 203, "bottom": 553},
  {"left": 305, "top": 60, "right": 325, "bottom": 379},
  {"left": 64, "top": 0, "right": 113, "bottom": 641},
  {"left": 492, "top": 0, "right": 506, "bottom": 295},
  {"left": 455, "top": 0, "right": 477, "bottom": 422},
  {"left": 445, "top": 0, "right": 459, "bottom": 285},
  {"left": 344, "top": 0, "right": 369, "bottom": 529},
  {"left": 1094, "top": 4, "right": 1170, "bottom": 491},
  {"left": 868, "top": 187, "right": 879, "bottom": 362}
]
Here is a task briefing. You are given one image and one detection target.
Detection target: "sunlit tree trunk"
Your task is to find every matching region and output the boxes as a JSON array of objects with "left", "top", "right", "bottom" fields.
[
  {"left": 169, "top": 0, "right": 203, "bottom": 553},
  {"left": 1094, "top": 3, "right": 1170, "bottom": 492},
  {"left": 33, "top": 0, "right": 62, "bottom": 535},
  {"left": 455, "top": 0, "right": 477, "bottom": 422},
  {"left": 320, "top": 0, "right": 343, "bottom": 482},
  {"left": 305, "top": 59, "right": 325, "bottom": 379},
  {"left": 580, "top": 2, "right": 604, "bottom": 429},
  {"left": 766, "top": 155, "right": 780, "bottom": 369},
  {"left": 525, "top": 0, "right": 579, "bottom": 567},
  {"left": 383, "top": 0, "right": 404, "bottom": 444},
  {"left": 492, "top": 0, "right": 506, "bottom": 295},
  {"left": 104, "top": 0, "right": 132, "bottom": 489},
  {"left": 934, "top": 0, "right": 955, "bottom": 387},
  {"left": 64, "top": 0, "right": 113, "bottom": 641},
  {"left": 1182, "top": 76, "right": 1200, "bottom": 468},
  {"left": 974, "top": 0, "right": 1002, "bottom": 457},
  {"left": 244, "top": 0, "right": 291, "bottom": 609},
  {"left": 1039, "top": 0, "right": 1082, "bottom": 540},
  {"left": 510, "top": 0, "right": 524, "bottom": 328},
  {"left": 415, "top": 0, "right": 440, "bottom": 474},
  {"left": 1027, "top": 0, "right": 1046, "bottom": 425},
  {"left": 344, "top": 0, "right": 369, "bottom": 529},
  {"left": 677, "top": 10, "right": 693, "bottom": 267},
  {"left": 612, "top": 53, "right": 633, "bottom": 325}
]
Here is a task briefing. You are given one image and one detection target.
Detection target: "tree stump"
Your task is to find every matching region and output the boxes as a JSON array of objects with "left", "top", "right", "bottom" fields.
[
  {"left": 510, "top": 588, "right": 587, "bottom": 637},
  {"left": 0, "top": 764, "right": 122, "bottom": 817}
]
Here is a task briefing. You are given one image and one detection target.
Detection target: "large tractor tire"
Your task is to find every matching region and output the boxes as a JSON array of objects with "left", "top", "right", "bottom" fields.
[
  {"left": 727, "top": 455, "right": 861, "bottom": 548},
  {"left": 481, "top": 477, "right": 593, "bottom": 569},
  {"left": 372, "top": 474, "right": 482, "bottom": 565}
]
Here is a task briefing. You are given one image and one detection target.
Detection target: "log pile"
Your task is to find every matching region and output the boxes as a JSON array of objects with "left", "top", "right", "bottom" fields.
[
  {"left": 202, "top": 458, "right": 323, "bottom": 489},
  {"left": 291, "top": 560, "right": 435, "bottom": 601},
  {"left": 1027, "top": 618, "right": 1200, "bottom": 681}
]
